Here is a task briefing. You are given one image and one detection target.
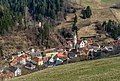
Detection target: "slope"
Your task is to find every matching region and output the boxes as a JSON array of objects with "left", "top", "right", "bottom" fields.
[{"left": 10, "top": 56, "right": 120, "bottom": 81}]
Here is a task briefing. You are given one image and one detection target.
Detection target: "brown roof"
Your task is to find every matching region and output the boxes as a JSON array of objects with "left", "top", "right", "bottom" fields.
[
  {"left": 77, "top": 40, "right": 82, "bottom": 44},
  {"left": 91, "top": 42, "right": 100, "bottom": 47},
  {"left": 11, "top": 59, "right": 17, "bottom": 65},
  {"left": 83, "top": 47, "right": 89, "bottom": 54},
  {"left": 0, "top": 73, "right": 13, "bottom": 78},
  {"left": 87, "top": 39, "right": 93, "bottom": 44},
  {"left": 32, "top": 57, "right": 43, "bottom": 62}
]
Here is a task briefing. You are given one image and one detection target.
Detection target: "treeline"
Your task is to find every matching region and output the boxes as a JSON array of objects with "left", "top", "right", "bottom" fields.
[
  {"left": 28, "top": 0, "right": 64, "bottom": 20},
  {"left": 81, "top": 6, "right": 92, "bottom": 19},
  {"left": 36, "top": 22, "right": 51, "bottom": 47},
  {"left": 0, "top": 0, "right": 25, "bottom": 22},
  {"left": 101, "top": 20, "right": 120, "bottom": 39},
  {"left": 1, "top": 0, "right": 64, "bottom": 20},
  {"left": 0, "top": 0, "right": 64, "bottom": 34},
  {"left": 0, "top": 0, "right": 25, "bottom": 34},
  {"left": 0, "top": 6, "right": 15, "bottom": 34},
  {"left": 1, "top": 0, "right": 25, "bottom": 15}
]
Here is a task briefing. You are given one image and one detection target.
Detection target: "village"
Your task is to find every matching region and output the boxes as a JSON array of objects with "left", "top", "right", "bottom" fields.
[{"left": 0, "top": 30, "right": 119, "bottom": 81}]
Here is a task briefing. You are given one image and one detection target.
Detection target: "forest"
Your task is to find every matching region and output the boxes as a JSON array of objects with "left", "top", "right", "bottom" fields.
[{"left": 0, "top": 0, "right": 64, "bottom": 34}]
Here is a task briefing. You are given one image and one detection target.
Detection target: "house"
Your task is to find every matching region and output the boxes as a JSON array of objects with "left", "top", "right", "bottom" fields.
[
  {"left": 87, "top": 39, "right": 93, "bottom": 45},
  {"left": 102, "top": 43, "right": 114, "bottom": 52},
  {"left": 10, "top": 59, "right": 17, "bottom": 66},
  {"left": 57, "top": 52, "right": 68, "bottom": 60},
  {"left": 79, "top": 40, "right": 86, "bottom": 48},
  {"left": 31, "top": 56, "right": 43, "bottom": 65},
  {"left": 3, "top": 66, "right": 21, "bottom": 77},
  {"left": 29, "top": 48, "right": 35, "bottom": 56},
  {"left": 18, "top": 57, "right": 27, "bottom": 65},
  {"left": 45, "top": 52, "right": 58, "bottom": 57},
  {"left": 55, "top": 58, "right": 64, "bottom": 66},
  {"left": 77, "top": 40, "right": 86, "bottom": 48},
  {"left": 67, "top": 40, "right": 73, "bottom": 48},
  {"left": 79, "top": 47, "right": 90, "bottom": 55},
  {"left": 44, "top": 48, "right": 58, "bottom": 53},
  {"left": 69, "top": 32, "right": 90, "bottom": 49},
  {"left": 7, "top": 66, "right": 21, "bottom": 77},
  {"left": 29, "top": 48, "right": 35, "bottom": 53},
  {"left": 11, "top": 53, "right": 31, "bottom": 66},
  {"left": 25, "top": 63, "right": 36, "bottom": 70},
  {"left": 90, "top": 42, "right": 101, "bottom": 52},
  {"left": 0, "top": 73, "right": 14, "bottom": 81},
  {"left": 31, "top": 51, "right": 44, "bottom": 58},
  {"left": 70, "top": 49, "right": 79, "bottom": 54},
  {"left": 48, "top": 55, "right": 56, "bottom": 66},
  {"left": 44, "top": 48, "right": 58, "bottom": 57},
  {"left": 20, "top": 54, "right": 31, "bottom": 61}
]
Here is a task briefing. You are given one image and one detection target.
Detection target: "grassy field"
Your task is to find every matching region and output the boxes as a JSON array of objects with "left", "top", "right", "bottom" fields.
[
  {"left": 111, "top": 9, "right": 120, "bottom": 22},
  {"left": 9, "top": 56, "right": 120, "bottom": 81},
  {"left": 91, "top": 9, "right": 117, "bottom": 22},
  {"left": 81, "top": 0, "right": 103, "bottom": 9},
  {"left": 101, "top": 0, "right": 120, "bottom": 6},
  {"left": 81, "top": 0, "right": 120, "bottom": 9}
]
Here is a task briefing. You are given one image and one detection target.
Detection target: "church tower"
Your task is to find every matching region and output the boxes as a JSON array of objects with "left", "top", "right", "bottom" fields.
[{"left": 73, "top": 32, "right": 77, "bottom": 49}]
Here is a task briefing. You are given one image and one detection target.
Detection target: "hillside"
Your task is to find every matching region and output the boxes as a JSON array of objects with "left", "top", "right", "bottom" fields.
[
  {"left": 56, "top": 0, "right": 120, "bottom": 43},
  {"left": 0, "top": 0, "right": 120, "bottom": 52},
  {"left": 10, "top": 56, "right": 120, "bottom": 81}
]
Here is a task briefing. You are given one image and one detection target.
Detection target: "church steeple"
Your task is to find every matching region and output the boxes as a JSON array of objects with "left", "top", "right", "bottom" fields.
[{"left": 73, "top": 32, "right": 77, "bottom": 49}]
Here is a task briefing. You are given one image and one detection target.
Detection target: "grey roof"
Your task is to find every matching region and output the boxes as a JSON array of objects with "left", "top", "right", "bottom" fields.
[{"left": 7, "top": 66, "right": 18, "bottom": 72}]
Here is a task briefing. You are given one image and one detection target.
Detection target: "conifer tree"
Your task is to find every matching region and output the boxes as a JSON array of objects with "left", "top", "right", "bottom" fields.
[
  {"left": 82, "top": 6, "right": 92, "bottom": 19},
  {"left": 86, "top": 6, "right": 92, "bottom": 18},
  {"left": 82, "top": 10, "right": 87, "bottom": 19},
  {"left": 74, "top": 14, "right": 77, "bottom": 24}
]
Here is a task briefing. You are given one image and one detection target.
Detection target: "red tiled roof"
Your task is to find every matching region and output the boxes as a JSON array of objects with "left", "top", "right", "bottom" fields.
[
  {"left": 32, "top": 57, "right": 42, "bottom": 62},
  {"left": 79, "top": 47, "right": 89, "bottom": 54},
  {"left": 11, "top": 59, "right": 17, "bottom": 65},
  {"left": 0, "top": 73, "right": 13, "bottom": 78},
  {"left": 87, "top": 39, "right": 93, "bottom": 44},
  {"left": 77, "top": 40, "right": 82, "bottom": 44},
  {"left": 57, "top": 52, "right": 67, "bottom": 60},
  {"left": 20, "top": 54, "right": 29, "bottom": 58}
]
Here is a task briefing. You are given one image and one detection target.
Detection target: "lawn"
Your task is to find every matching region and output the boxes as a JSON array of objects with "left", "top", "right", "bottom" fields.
[
  {"left": 9, "top": 56, "right": 120, "bottom": 81},
  {"left": 80, "top": 0, "right": 120, "bottom": 9},
  {"left": 91, "top": 9, "right": 117, "bottom": 22},
  {"left": 101, "top": 0, "right": 120, "bottom": 7},
  {"left": 101, "top": 0, "right": 120, "bottom": 4},
  {"left": 81, "top": 0, "right": 103, "bottom": 9}
]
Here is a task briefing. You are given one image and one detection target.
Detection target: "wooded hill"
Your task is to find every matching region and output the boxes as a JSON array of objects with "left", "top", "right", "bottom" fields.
[
  {"left": 0, "top": 0, "right": 64, "bottom": 34},
  {"left": 0, "top": 0, "right": 67, "bottom": 51}
]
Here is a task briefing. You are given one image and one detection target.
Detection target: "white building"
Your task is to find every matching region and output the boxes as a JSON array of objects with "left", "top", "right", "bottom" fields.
[
  {"left": 73, "top": 32, "right": 77, "bottom": 49},
  {"left": 79, "top": 41, "right": 86, "bottom": 48}
]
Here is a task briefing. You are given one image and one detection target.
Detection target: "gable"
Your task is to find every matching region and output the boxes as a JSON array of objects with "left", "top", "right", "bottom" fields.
[{"left": 80, "top": 41, "right": 85, "bottom": 45}]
